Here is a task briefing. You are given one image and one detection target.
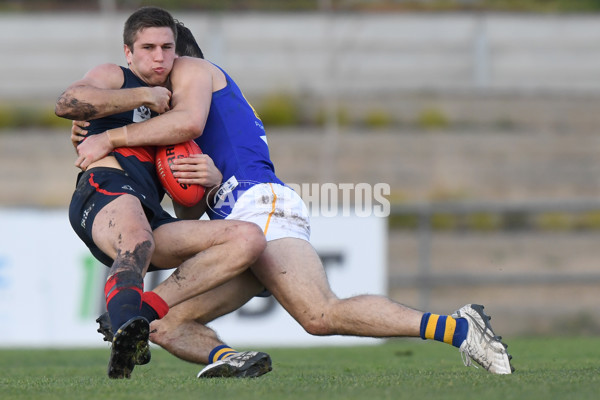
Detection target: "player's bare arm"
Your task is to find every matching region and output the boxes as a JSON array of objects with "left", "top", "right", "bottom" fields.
[
  {"left": 73, "top": 57, "right": 217, "bottom": 170},
  {"left": 55, "top": 63, "right": 171, "bottom": 120},
  {"left": 110, "top": 57, "right": 216, "bottom": 147}
]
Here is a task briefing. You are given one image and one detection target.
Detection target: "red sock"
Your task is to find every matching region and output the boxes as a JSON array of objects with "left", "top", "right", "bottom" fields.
[{"left": 139, "top": 291, "right": 169, "bottom": 322}]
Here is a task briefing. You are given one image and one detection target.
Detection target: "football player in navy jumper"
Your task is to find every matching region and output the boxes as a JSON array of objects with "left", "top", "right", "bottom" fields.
[{"left": 56, "top": 7, "right": 266, "bottom": 379}]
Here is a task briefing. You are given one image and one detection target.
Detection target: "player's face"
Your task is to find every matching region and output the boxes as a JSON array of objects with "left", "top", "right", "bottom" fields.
[{"left": 125, "top": 27, "right": 176, "bottom": 87}]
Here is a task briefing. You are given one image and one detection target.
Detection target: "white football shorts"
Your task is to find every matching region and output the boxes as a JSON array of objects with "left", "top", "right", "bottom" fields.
[{"left": 225, "top": 183, "right": 311, "bottom": 242}]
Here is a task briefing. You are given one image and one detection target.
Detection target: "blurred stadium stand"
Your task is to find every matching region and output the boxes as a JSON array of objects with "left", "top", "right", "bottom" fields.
[{"left": 2, "top": 4, "right": 600, "bottom": 336}]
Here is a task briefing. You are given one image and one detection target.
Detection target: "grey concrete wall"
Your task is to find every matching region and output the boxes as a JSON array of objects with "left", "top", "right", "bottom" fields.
[
  {"left": 3, "top": 12, "right": 600, "bottom": 335},
  {"left": 2, "top": 12, "right": 600, "bottom": 101},
  {"left": 1, "top": 130, "right": 599, "bottom": 335},
  {"left": 2, "top": 128, "right": 598, "bottom": 207}
]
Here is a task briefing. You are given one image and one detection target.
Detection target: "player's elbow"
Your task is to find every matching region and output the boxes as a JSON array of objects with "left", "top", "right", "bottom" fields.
[
  {"left": 300, "top": 314, "right": 335, "bottom": 336},
  {"left": 178, "top": 114, "right": 205, "bottom": 140},
  {"left": 54, "top": 93, "right": 72, "bottom": 119},
  {"left": 55, "top": 90, "right": 90, "bottom": 120}
]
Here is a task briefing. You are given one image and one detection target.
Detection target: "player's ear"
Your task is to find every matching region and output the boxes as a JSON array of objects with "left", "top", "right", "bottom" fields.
[{"left": 124, "top": 44, "right": 133, "bottom": 65}]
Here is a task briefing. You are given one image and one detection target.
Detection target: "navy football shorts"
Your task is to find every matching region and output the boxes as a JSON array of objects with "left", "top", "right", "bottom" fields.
[{"left": 69, "top": 167, "right": 177, "bottom": 267}]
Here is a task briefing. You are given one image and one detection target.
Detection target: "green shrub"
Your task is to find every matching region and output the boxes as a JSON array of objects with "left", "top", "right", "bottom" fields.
[
  {"left": 536, "top": 212, "right": 573, "bottom": 231},
  {"left": 418, "top": 108, "right": 448, "bottom": 130},
  {"left": 257, "top": 94, "right": 300, "bottom": 127},
  {"left": 467, "top": 212, "right": 502, "bottom": 231},
  {"left": 364, "top": 109, "right": 393, "bottom": 129},
  {"left": 575, "top": 211, "right": 600, "bottom": 230},
  {"left": 0, "top": 104, "right": 71, "bottom": 129},
  {"left": 0, "top": 106, "right": 18, "bottom": 128},
  {"left": 314, "top": 107, "right": 350, "bottom": 128},
  {"left": 39, "top": 108, "right": 71, "bottom": 129},
  {"left": 431, "top": 213, "right": 457, "bottom": 230},
  {"left": 388, "top": 213, "right": 419, "bottom": 230},
  {"left": 494, "top": 117, "right": 518, "bottom": 131}
]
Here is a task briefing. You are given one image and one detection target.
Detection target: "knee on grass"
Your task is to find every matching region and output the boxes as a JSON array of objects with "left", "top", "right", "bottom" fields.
[{"left": 297, "top": 311, "right": 337, "bottom": 336}]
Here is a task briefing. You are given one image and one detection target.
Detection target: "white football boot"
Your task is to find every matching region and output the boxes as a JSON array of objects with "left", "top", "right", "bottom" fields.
[
  {"left": 452, "top": 304, "right": 514, "bottom": 374},
  {"left": 197, "top": 351, "right": 272, "bottom": 378}
]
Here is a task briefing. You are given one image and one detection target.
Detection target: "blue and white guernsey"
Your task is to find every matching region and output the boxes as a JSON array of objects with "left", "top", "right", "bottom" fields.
[{"left": 196, "top": 65, "right": 285, "bottom": 220}]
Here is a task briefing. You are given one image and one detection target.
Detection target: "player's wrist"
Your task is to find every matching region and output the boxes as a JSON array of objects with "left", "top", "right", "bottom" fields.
[
  {"left": 138, "top": 86, "right": 152, "bottom": 107},
  {"left": 106, "top": 126, "right": 128, "bottom": 148},
  {"left": 140, "top": 87, "right": 155, "bottom": 108}
]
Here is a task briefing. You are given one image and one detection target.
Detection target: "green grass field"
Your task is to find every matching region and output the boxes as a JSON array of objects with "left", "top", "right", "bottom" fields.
[{"left": 1, "top": 337, "right": 599, "bottom": 400}]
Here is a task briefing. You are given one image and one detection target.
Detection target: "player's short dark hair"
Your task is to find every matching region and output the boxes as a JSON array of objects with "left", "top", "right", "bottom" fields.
[
  {"left": 123, "top": 6, "right": 177, "bottom": 51},
  {"left": 175, "top": 21, "right": 204, "bottom": 59}
]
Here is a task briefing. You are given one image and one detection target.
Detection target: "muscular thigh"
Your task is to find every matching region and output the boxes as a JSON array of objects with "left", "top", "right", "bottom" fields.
[
  {"left": 91, "top": 194, "right": 152, "bottom": 260},
  {"left": 251, "top": 238, "right": 336, "bottom": 317},
  {"left": 151, "top": 218, "right": 250, "bottom": 269}
]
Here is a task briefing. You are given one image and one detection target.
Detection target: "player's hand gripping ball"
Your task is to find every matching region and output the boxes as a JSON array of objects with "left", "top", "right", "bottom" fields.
[{"left": 156, "top": 140, "right": 205, "bottom": 207}]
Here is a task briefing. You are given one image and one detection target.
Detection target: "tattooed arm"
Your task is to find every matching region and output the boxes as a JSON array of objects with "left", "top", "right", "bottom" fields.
[{"left": 54, "top": 63, "right": 171, "bottom": 121}]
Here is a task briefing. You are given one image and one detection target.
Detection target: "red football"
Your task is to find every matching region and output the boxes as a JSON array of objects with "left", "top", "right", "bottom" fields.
[{"left": 155, "top": 140, "right": 205, "bottom": 207}]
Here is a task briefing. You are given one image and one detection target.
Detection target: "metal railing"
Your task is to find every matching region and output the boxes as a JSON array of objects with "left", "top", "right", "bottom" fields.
[{"left": 388, "top": 198, "right": 600, "bottom": 309}]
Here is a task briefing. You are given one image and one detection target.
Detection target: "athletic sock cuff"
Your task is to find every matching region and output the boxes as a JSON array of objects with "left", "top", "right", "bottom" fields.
[
  {"left": 419, "top": 312, "right": 431, "bottom": 340},
  {"left": 208, "top": 345, "right": 237, "bottom": 364},
  {"left": 142, "top": 291, "right": 169, "bottom": 319},
  {"left": 104, "top": 271, "right": 143, "bottom": 303}
]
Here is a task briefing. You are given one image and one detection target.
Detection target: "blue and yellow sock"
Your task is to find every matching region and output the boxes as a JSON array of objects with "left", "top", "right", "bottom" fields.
[
  {"left": 208, "top": 345, "right": 238, "bottom": 364},
  {"left": 420, "top": 313, "right": 468, "bottom": 348}
]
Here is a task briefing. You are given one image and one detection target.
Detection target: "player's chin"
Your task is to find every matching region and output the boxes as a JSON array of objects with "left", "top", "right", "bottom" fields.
[{"left": 148, "top": 75, "right": 169, "bottom": 87}]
